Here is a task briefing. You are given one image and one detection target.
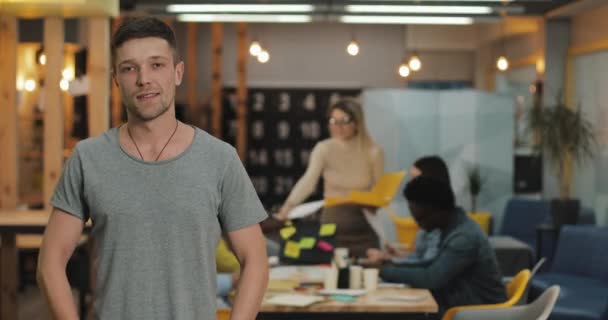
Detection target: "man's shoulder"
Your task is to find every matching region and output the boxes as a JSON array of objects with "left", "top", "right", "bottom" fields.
[
  {"left": 192, "top": 127, "right": 236, "bottom": 154},
  {"left": 72, "top": 129, "right": 117, "bottom": 155},
  {"left": 443, "top": 216, "right": 485, "bottom": 250}
]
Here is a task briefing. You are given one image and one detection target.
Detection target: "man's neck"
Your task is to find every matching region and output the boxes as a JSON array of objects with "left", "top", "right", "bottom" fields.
[{"left": 126, "top": 110, "right": 178, "bottom": 145}]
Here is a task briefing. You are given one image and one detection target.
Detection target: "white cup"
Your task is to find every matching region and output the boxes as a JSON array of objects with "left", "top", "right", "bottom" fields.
[
  {"left": 363, "top": 268, "right": 379, "bottom": 291},
  {"left": 324, "top": 265, "right": 338, "bottom": 290},
  {"left": 349, "top": 265, "right": 363, "bottom": 289},
  {"left": 334, "top": 247, "right": 349, "bottom": 268}
]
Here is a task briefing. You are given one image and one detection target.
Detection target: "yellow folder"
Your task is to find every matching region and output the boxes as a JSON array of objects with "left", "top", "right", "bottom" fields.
[{"left": 324, "top": 171, "right": 407, "bottom": 208}]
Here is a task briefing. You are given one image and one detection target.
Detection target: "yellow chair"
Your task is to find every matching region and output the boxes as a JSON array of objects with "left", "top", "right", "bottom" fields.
[
  {"left": 468, "top": 212, "right": 492, "bottom": 235},
  {"left": 325, "top": 171, "right": 406, "bottom": 208},
  {"left": 442, "top": 269, "right": 532, "bottom": 320},
  {"left": 387, "top": 207, "right": 420, "bottom": 248},
  {"left": 216, "top": 308, "right": 231, "bottom": 320}
]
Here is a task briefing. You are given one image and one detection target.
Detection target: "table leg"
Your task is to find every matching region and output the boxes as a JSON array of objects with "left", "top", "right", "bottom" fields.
[{"left": 1, "top": 232, "right": 18, "bottom": 320}]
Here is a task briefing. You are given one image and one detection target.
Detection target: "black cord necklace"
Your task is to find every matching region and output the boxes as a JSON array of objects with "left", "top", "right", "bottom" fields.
[{"left": 126, "top": 119, "right": 179, "bottom": 162}]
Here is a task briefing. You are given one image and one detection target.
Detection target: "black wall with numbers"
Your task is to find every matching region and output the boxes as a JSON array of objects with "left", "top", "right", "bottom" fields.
[{"left": 222, "top": 88, "right": 361, "bottom": 212}]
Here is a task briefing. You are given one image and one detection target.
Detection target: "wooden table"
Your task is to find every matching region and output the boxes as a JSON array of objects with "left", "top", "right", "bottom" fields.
[
  {"left": 0, "top": 210, "right": 52, "bottom": 319},
  {"left": 261, "top": 266, "right": 438, "bottom": 320},
  {"left": 0, "top": 209, "right": 91, "bottom": 319}
]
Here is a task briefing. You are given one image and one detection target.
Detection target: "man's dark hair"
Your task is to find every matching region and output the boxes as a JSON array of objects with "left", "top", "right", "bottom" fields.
[
  {"left": 404, "top": 175, "right": 456, "bottom": 212},
  {"left": 111, "top": 17, "right": 180, "bottom": 67}
]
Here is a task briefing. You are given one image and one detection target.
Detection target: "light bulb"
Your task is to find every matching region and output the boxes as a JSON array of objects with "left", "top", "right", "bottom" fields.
[
  {"left": 536, "top": 58, "right": 545, "bottom": 74},
  {"left": 24, "top": 79, "right": 36, "bottom": 92},
  {"left": 497, "top": 55, "right": 509, "bottom": 71},
  {"left": 346, "top": 40, "right": 359, "bottom": 56},
  {"left": 398, "top": 63, "right": 410, "bottom": 78},
  {"left": 249, "top": 41, "right": 262, "bottom": 56},
  {"left": 39, "top": 54, "right": 46, "bottom": 65},
  {"left": 62, "top": 68, "right": 75, "bottom": 81},
  {"left": 408, "top": 55, "right": 422, "bottom": 71},
  {"left": 60, "top": 78, "right": 69, "bottom": 91},
  {"left": 16, "top": 76, "right": 24, "bottom": 91},
  {"left": 258, "top": 50, "right": 270, "bottom": 63}
]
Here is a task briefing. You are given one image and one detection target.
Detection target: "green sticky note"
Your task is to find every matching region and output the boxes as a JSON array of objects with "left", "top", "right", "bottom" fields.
[
  {"left": 280, "top": 227, "right": 296, "bottom": 240},
  {"left": 299, "top": 237, "right": 316, "bottom": 249},
  {"left": 319, "top": 223, "right": 337, "bottom": 236},
  {"left": 284, "top": 241, "right": 301, "bottom": 258}
]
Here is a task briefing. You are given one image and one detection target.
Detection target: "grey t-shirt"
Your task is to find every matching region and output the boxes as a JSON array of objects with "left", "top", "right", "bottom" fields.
[{"left": 51, "top": 127, "right": 268, "bottom": 320}]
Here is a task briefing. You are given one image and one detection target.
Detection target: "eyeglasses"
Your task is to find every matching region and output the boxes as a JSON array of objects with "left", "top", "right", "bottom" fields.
[{"left": 328, "top": 117, "right": 354, "bottom": 126}]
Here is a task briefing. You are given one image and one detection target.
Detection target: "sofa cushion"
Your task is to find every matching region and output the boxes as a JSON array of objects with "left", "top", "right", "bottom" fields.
[
  {"left": 530, "top": 273, "right": 608, "bottom": 320},
  {"left": 552, "top": 226, "right": 608, "bottom": 282}
]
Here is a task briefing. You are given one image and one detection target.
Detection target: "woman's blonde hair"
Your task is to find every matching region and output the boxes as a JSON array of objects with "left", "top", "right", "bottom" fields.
[{"left": 327, "top": 97, "right": 375, "bottom": 150}]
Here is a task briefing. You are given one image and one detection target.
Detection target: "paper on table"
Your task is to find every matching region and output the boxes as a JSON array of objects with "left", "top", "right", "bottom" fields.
[
  {"left": 362, "top": 208, "right": 387, "bottom": 244},
  {"left": 269, "top": 266, "right": 328, "bottom": 282},
  {"left": 265, "top": 294, "right": 325, "bottom": 307},
  {"left": 317, "top": 289, "right": 367, "bottom": 296},
  {"left": 288, "top": 200, "right": 324, "bottom": 220},
  {"left": 374, "top": 294, "right": 427, "bottom": 303}
]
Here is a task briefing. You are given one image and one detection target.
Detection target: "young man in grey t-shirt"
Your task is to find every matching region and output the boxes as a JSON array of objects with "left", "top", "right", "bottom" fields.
[{"left": 37, "top": 17, "right": 269, "bottom": 320}]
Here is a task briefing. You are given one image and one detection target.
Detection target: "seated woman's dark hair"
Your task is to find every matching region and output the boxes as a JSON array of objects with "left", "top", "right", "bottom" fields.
[
  {"left": 403, "top": 175, "right": 455, "bottom": 212},
  {"left": 413, "top": 156, "right": 451, "bottom": 187}
]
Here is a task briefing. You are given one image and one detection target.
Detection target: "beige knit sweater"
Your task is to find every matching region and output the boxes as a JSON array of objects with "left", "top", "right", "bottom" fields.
[{"left": 284, "top": 138, "right": 384, "bottom": 206}]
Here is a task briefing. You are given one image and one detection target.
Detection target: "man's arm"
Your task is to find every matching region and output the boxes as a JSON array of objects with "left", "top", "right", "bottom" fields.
[
  {"left": 37, "top": 209, "right": 85, "bottom": 320},
  {"left": 225, "top": 224, "right": 268, "bottom": 320},
  {"left": 380, "top": 234, "right": 477, "bottom": 289}
]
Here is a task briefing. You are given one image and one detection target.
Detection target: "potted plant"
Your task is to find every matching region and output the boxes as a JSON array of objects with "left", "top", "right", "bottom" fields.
[
  {"left": 528, "top": 94, "right": 596, "bottom": 227},
  {"left": 466, "top": 164, "right": 484, "bottom": 214}
]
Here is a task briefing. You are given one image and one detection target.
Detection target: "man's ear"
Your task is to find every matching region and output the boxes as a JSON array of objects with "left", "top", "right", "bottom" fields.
[{"left": 174, "top": 61, "right": 184, "bottom": 86}]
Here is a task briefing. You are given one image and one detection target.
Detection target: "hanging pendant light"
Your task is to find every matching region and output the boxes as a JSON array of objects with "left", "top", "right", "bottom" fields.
[
  {"left": 249, "top": 40, "right": 262, "bottom": 56},
  {"left": 408, "top": 53, "right": 422, "bottom": 72},
  {"left": 398, "top": 62, "right": 410, "bottom": 78},
  {"left": 257, "top": 49, "right": 270, "bottom": 63},
  {"left": 496, "top": 55, "right": 509, "bottom": 71},
  {"left": 347, "top": 39, "right": 360, "bottom": 56}
]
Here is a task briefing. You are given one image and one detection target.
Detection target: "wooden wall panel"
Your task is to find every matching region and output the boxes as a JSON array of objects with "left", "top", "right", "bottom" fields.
[{"left": 43, "top": 18, "right": 64, "bottom": 209}]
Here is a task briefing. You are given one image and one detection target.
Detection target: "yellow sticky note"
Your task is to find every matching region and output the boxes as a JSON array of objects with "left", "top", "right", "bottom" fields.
[
  {"left": 280, "top": 227, "right": 296, "bottom": 240},
  {"left": 319, "top": 223, "right": 337, "bottom": 236},
  {"left": 299, "top": 237, "right": 316, "bottom": 249},
  {"left": 284, "top": 241, "right": 301, "bottom": 258}
]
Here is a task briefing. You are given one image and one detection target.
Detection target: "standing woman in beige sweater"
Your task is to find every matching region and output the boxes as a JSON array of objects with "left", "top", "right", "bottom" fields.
[{"left": 275, "top": 98, "right": 385, "bottom": 257}]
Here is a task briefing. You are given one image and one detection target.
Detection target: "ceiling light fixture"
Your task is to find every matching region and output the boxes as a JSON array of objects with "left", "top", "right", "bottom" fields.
[
  {"left": 167, "top": 4, "right": 315, "bottom": 13},
  {"left": 345, "top": 5, "right": 492, "bottom": 14},
  {"left": 340, "top": 15, "right": 473, "bottom": 25},
  {"left": 257, "top": 50, "right": 270, "bottom": 63},
  {"left": 496, "top": 55, "right": 509, "bottom": 71},
  {"left": 408, "top": 54, "right": 422, "bottom": 71},
  {"left": 347, "top": 39, "right": 360, "bottom": 56},
  {"left": 177, "top": 14, "right": 312, "bottom": 23},
  {"left": 249, "top": 40, "right": 262, "bottom": 56},
  {"left": 398, "top": 63, "right": 410, "bottom": 78}
]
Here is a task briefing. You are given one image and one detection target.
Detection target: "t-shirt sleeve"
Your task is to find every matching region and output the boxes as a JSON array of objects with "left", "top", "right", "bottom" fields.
[
  {"left": 50, "top": 147, "right": 89, "bottom": 221},
  {"left": 218, "top": 149, "right": 269, "bottom": 232}
]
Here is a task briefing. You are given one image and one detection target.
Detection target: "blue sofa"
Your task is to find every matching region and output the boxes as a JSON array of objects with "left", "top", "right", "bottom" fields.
[
  {"left": 500, "top": 198, "right": 551, "bottom": 251},
  {"left": 500, "top": 198, "right": 597, "bottom": 257},
  {"left": 529, "top": 226, "right": 608, "bottom": 320}
]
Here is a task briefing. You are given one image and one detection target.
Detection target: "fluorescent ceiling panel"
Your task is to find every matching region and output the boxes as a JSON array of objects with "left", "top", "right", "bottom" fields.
[
  {"left": 340, "top": 15, "right": 474, "bottom": 25},
  {"left": 177, "top": 14, "right": 312, "bottom": 23},
  {"left": 167, "top": 4, "right": 314, "bottom": 13},
  {"left": 346, "top": 5, "right": 492, "bottom": 14}
]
